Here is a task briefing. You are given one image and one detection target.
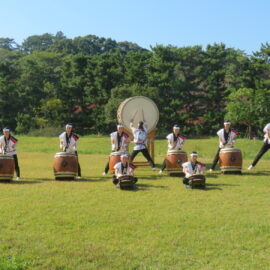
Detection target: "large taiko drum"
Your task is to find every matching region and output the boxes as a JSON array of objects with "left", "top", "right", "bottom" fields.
[
  {"left": 165, "top": 150, "right": 187, "bottom": 171},
  {"left": 117, "top": 96, "right": 159, "bottom": 134},
  {"left": 109, "top": 151, "right": 122, "bottom": 171},
  {"left": 53, "top": 152, "right": 78, "bottom": 180},
  {"left": 118, "top": 175, "right": 136, "bottom": 189},
  {"left": 219, "top": 148, "right": 242, "bottom": 173},
  {"left": 188, "top": 174, "right": 206, "bottom": 188},
  {"left": 0, "top": 155, "right": 14, "bottom": 181}
]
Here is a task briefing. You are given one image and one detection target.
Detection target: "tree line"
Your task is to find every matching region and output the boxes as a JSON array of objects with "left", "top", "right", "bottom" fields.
[{"left": 0, "top": 31, "right": 270, "bottom": 137}]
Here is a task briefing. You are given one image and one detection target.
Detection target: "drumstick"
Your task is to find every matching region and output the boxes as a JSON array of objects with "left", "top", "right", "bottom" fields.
[{"left": 131, "top": 110, "right": 138, "bottom": 122}]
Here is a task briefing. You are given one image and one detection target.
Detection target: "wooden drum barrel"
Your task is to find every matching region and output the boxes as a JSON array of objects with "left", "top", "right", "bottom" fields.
[
  {"left": 188, "top": 174, "right": 206, "bottom": 188},
  {"left": 0, "top": 155, "right": 14, "bottom": 181},
  {"left": 118, "top": 175, "right": 136, "bottom": 189},
  {"left": 165, "top": 150, "right": 187, "bottom": 171},
  {"left": 53, "top": 152, "right": 78, "bottom": 180},
  {"left": 219, "top": 148, "right": 242, "bottom": 174},
  {"left": 109, "top": 151, "right": 122, "bottom": 171}
]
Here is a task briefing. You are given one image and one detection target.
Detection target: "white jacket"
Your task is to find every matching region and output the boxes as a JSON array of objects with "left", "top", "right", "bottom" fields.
[
  {"left": 110, "top": 131, "right": 129, "bottom": 151},
  {"left": 217, "top": 129, "right": 237, "bottom": 148},
  {"left": 59, "top": 132, "right": 78, "bottom": 153},
  {"left": 114, "top": 162, "right": 135, "bottom": 178},
  {"left": 166, "top": 133, "right": 186, "bottom": 150},
  {"left": 263, "top": 123, "right": 270, "bottom": 144},
  {"left": 0, "top": 135, "right": 17, "bottom": 156},
  {"left": 182, "top": 161, "right": 205, "bottom": 178}
]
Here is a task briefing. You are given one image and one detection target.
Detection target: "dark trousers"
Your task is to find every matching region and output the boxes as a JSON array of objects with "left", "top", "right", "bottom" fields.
[
  {"left": 211, "top": 147, "right": 221, "bottom": 170},
  {"left": 13, "top": 154, "right": 20, "bottom": 177},
  {"left": 183, "top": 177, "right": 189, "bottom": 185},
  {"left": 104, "top": 162, "right": 110, "bottom": 174},
  {"left": 130, "top": 148, "right": 156, "bottom": 168},
  {"left": 160, "top": 160, "right": 166, "bottom": 171},
  {"left": 251, "top": 142, "right": 270, "bottom": 167},
  {"left": 75, "top": 151, "right": 81, "bottom": 177}
]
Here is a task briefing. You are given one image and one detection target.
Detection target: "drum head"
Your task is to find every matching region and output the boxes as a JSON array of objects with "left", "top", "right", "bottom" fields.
[
  {"left": 167, "top": 150, "right": 187, "bottom": 155},
  {"left": 220, "top": 148, "right": 241, "bottom": 153},
  {"left": 117, "top": 96, "right": 159, "bottom": 133}
]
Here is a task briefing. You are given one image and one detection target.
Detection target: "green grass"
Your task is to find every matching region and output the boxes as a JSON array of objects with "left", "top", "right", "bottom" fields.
[{"left": 0, "top": 137, "right": 269, "bottom": 270}]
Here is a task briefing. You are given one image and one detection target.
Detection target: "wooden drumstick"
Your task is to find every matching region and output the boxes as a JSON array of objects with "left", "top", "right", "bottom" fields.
[{"left": 130, "top": 110, "right": 138, "bottom": 122}]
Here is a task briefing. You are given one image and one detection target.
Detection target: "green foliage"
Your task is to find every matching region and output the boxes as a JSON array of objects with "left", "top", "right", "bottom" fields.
[{"left": 1, "top": 32, "right": 270, "bottom": 135}]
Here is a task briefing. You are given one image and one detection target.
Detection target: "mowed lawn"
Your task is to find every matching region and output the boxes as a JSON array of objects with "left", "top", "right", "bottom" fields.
[{"left": 0, "top": 137, "right": 269, "bottom": 270}]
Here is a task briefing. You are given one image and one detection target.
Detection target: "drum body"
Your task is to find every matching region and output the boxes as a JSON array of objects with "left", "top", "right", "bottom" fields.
[
  {"left": 165, "top": 150, "right": 187, "bottom": 171},
  {"left": 118, "top": 175, "right": 136, "bottom": 189},
  {"left": 219, "top": 148, "right": 242, "bottom": 173},
  {"left": 53, "top": 152, "right": 78, "bottom": 180},
  {"left": 188, "top": 174, "right": 206, "bottom": 188},
  {"left": 0, "top": 155, "right": 14, "bottom": 180},
  {"left": 109, "top": 151, "right": 122, "bottom": 171}
]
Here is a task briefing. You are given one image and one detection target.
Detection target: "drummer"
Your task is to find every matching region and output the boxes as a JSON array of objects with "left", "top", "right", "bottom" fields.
[
  {"left": 59, "top": 123, "right": 81, "bottom": 178},
  {"left": 209, "top": 120, "right": 237, "bottom": 171},
  {"left": 103, "top": 123, "right": 130, "bottom": 175},
  {"left": 113, "top": 153, "right": 137, "bottom": 187},
  {"left": 0, "top": 128, "right": 20, "bottom": 180},
  {"left": 159, "top": 124, "right": 186, "bottom": 173},
  {"left": 182, "top": 152, "right": 205, "bottom": 188},
  {"left": 130, "top": 120, "right": 157, "bottom": 170},
  {"left": 248, "top": 123, "right": 270, "bottom": 170}
]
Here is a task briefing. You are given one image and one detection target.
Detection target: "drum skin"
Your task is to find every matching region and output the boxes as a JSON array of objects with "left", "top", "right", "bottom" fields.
[
  {"left": 165, "top": 150, "right": 187, "bottom": 170},
  {"left": 219, "top": 148, "right": 242, "bottom": 172},
  {"left": 0, "top": 155, "right": 14, "bottom": 180},
  {"left": 117, "top": 96, "right": 159, "bottom": 133},
  {"left": 53, "top": 152, "right": 78, "bottom": 180},
  {"left": 109, "top": 152, "right": 122, "bottom": 171},
  {"left": 188, "top": 174, "right": 206, "bottom": 188}
]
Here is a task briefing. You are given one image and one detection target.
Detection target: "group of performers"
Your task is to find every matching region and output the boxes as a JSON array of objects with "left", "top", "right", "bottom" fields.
[{"left": 1, "top": 120, "right": 270, "bottom": 188}]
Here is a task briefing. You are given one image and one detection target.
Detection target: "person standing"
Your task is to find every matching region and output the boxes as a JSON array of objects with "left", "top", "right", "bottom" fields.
[
  {"left": 0, "top": 128, "right": 20, "bottom": 180},
  {"left": 159, "top": 124, "right": 186, "bottom": 173},
  {"left": 130, "top": 120, "right": 157, "bottom": 170},
  {"left": 209, "top": 121, "right": 237, "bottom": 171},
  {"left": 103, "top": 124, "right": 130, "bottom": 175},
  {"left": 59, "top": 123, "right": 81, "bottom": 178},
  {"left": 248, "top": 123, "right": 270, "bottom": 170}
]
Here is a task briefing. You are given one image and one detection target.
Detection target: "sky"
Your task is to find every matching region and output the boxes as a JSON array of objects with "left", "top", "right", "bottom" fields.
[{"left": 0, "top": 0, "right": 269, "bottom": 54}]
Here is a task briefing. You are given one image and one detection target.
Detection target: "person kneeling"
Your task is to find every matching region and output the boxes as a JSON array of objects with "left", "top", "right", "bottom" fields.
[
  {"left": 113, "top": 153, "right": 137, "bottom": 189},
  {"left": 182, "top": 152, "right": 205, "bottom": 189}
]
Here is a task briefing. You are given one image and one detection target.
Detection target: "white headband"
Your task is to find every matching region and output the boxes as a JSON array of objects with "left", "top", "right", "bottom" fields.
[
  {"left": 66, "top": 124, "right": 72, "bottom": 128},
  {"left": 117, "top": 124, "right": 124, "bottom": 128},
  {"left": 190, "top": 152, "right": 198, "bottom": 157},
  {"left": 3, "top": 128, "right": 10, "bottom": 132},
  {"left": 224, "top": 121, "right": 231, "bottom": 124}
]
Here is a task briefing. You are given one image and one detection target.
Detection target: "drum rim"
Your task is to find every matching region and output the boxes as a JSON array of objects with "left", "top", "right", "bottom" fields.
[{"left": 220, "top": 148, "right": 241, "bottom": 153}]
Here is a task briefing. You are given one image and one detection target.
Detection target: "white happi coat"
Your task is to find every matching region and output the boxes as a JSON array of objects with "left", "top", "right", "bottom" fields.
[
  {"left": 110, "top": 131, "right": 129, "bottom": 151},
  {"left": 166, "top": 133, "right": 186, "bottom": 150},
  {"left": 182, "top": 161, "right": 205, "bottom": 178},
  {"left": 263, "top": 123, "right": 270, "bottom": 144},
  {"left": 217, "top": 129, "right": 237, "bottom": 148},
  {"left": 114, "top": 162, "right": 135, "bottom": 178},
  {"left": 0, "top": 135, "right": 17, "bottom": 156},
  {"left": 133, "top": 128, "right": 148, "bottom": 151},
  {"left": 59, "top": 132, "right": 78, "bottom": 153}
]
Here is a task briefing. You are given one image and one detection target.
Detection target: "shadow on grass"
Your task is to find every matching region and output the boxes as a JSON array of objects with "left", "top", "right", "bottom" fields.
[
  {"left": 242, "top": 171, "right": 270, "bottom": 176},
  {"left": 0, "top": 179, "right": 43, "bottom": 184},
  {"left": 117, "top": 183, "right": 168, "bottom": 192}
]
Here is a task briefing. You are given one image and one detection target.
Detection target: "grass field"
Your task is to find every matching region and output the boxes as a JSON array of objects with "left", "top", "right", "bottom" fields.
[{"left": 0, "top": 137, "right": 269, "bottom": 270}]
